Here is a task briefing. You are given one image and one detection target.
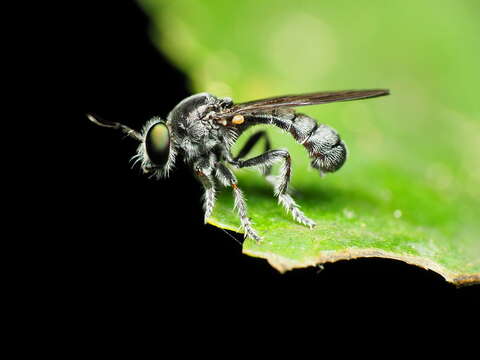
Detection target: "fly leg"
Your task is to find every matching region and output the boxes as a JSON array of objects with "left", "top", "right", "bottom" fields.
[
  {"left": 196, "top": 172, "right": 216, "bottom": 223},
  {"left": 233, "top": 131, "right": 272, "bottom": 166},
  {"left": 215, "top": 163, "right": 262, "bottom": 242},
  {"left": 231, "top": 131, "right": 277, "bottom": 187},
  {"left": 231, "top": 150, "right": 316, "bottom": 229},
  {"left": 194, "top": 156, "right": 216, "bottom": 224}
]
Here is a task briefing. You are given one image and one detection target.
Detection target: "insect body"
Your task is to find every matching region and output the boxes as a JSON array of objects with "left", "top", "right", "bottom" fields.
[{"left": 88, "top": 89, "right": 389, "bottom": 242}]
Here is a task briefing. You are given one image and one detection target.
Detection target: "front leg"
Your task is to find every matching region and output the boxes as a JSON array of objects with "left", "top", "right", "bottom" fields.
[
  {"left": 195, "top": 171, "right": 216, "bottom": 223},
  {"left": 194, "top": 157, "right": 216, "bottom": 223},
  {"left": 231, "top": 150, "right": 316, "bottom": 228}
]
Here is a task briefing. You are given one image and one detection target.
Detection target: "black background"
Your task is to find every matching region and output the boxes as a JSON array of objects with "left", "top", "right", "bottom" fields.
[{"left": 52, "top": 0, "right": 478, "bottom": 316}]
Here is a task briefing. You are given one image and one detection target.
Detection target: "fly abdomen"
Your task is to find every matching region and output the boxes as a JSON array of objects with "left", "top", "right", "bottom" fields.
[
  {"left": 302, "top": 122, "right": 347, "bottom": 173},
  {"left": 263, "top": 110, "right": 347, "bottom": 174},
  {"left": 289, "top": 114, "right": 318, "bottom": 144}
]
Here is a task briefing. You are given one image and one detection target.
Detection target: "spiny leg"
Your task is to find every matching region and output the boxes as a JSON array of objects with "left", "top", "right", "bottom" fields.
[
  {"left": 195, "top": 171, "right": 216, "bottom": 223},
  {"left": 234, "top": 150, "right": 291, "bottom": 195},
  {"left": 232, "top": 150, "right": 316, "bottom": 228},
  {"left": 215, "top": 163, "right": 261, "bottom": 242},
  {"left": 277, "top": 193, "right": 315, "bottom": 228},
  {"left": 194, "top": 155, "right": 217, "bottom": 224},
  {"left": 232, "top": 130, "right": 278, "bottom": 187},
  {"left": 234, "top": 131, "right": 271, "bottom": 167}
]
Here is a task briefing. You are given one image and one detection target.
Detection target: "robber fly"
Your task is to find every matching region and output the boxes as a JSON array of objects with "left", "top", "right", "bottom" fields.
[{"left": 88, "top": 89, "right": 389, "bottom": 242}]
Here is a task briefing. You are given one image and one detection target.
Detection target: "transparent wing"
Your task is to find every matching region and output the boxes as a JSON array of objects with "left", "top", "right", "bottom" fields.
[{"left": 218, "top": 89, "right": 389, "bottom": 117}]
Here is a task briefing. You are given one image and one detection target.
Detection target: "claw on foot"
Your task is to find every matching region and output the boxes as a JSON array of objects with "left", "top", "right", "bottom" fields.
[
  {"left": 243, "top": 227, "right": 262, "bottom": 243},
  {"left": 302, "top": 218, "right": 316, "bottom": 229}
]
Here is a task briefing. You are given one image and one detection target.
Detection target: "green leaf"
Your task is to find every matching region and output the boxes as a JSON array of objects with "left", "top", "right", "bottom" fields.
[{"left": 139, "top": 0, "right": 480, "bottom": 285}]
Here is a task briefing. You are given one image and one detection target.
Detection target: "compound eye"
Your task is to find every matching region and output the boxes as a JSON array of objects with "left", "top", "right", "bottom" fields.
[{"left": 145, "top": 122, "right": 170, "bottom": 167}]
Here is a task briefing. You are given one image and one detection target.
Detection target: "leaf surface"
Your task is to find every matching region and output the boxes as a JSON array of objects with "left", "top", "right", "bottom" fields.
[{"left": 140, "top": 0, "right": 480, "bottom": 285}]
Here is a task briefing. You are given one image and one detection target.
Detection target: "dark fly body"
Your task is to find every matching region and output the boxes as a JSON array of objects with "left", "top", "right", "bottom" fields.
[{"left": 88, "top": 89, "right": 389, "bottom": 241}]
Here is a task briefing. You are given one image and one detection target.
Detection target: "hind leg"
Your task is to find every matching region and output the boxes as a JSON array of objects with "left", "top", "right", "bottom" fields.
[
  {"left": 233, "top": 131, "right": 271, "bottom": 171},
  {"left": 231, "top": 149, "right": 316, "bottom": 228},
  {"left": 232, "top": 131, "right": 280, "bottom": 189}
]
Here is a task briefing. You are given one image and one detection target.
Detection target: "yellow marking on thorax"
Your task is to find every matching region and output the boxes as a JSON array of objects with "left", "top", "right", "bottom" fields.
[{"left": 232, "top": 115, "right": 245, "bottom": 125}]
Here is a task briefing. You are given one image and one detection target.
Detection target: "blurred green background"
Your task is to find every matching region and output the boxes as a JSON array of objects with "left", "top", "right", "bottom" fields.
[{"left": 139, "top": 0, "right": 479, "bottom": 283}]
